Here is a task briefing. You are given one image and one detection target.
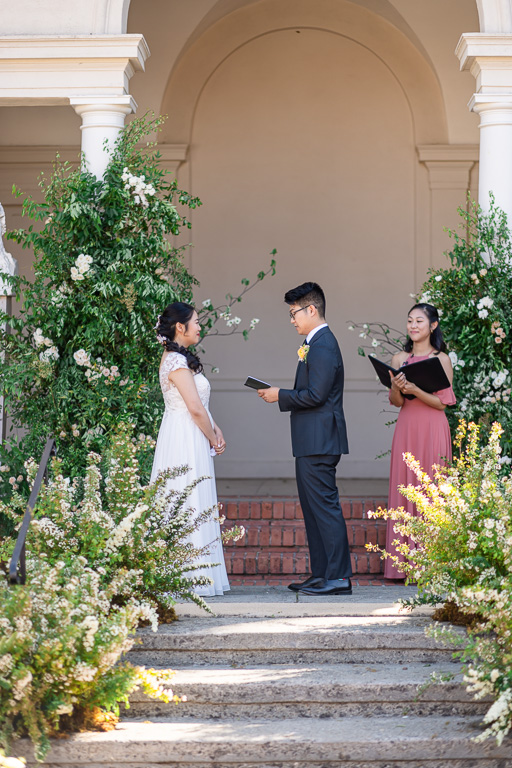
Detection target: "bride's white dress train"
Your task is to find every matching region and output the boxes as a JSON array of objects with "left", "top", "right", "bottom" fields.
[{"left": 150, "top": 351, "right": 230, "bottom": 596}]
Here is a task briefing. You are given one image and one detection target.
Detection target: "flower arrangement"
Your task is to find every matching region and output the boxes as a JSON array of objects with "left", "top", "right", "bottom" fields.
[
  {"left": 0, "top": 556, "right": 178, "bottom": 761},
  {"left": 0, "top": 423, "right": 222, "bottom": 616},
  {"left": 367, "top": 421, "right": 512, "bottom": 744},
  {"left": 350, "top": 197, "right": 512, "bottom": 463},
  {"left": 0, "top": 114, "right": 276, "bottom": 508}
]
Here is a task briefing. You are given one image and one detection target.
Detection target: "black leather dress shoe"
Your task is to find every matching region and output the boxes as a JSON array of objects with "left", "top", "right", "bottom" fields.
[
  {"left": 299, "top": 578, "right": 352, "bottom": 596},
  {"left": 288, "top": 575, "right": 325, "bottom": 592}
]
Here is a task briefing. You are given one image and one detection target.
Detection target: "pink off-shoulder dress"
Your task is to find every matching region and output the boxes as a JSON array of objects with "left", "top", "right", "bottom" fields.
[{"left": 384, "top": 353, "right": 456, "bottom": 579}]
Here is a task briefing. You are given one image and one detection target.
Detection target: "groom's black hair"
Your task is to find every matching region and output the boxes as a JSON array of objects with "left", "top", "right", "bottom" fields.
[{"left": 284, "top": 282, "right": 326, "bottom": 319}]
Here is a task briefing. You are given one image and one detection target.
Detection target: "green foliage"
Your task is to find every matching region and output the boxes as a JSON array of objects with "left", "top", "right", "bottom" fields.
[
  {"left": 0, "top": 115, "right": 198, "bottom": 490},
  {"left": 350, "top": 198, "right": 512, "bottom": 463},
  {"left": 417, "top": 197, "right": 512, "bottom": 462},
  {"left": 0, "top": 556, "right": 176, "bottom": 761},
  {"left": 368, "top": 421, "right": 512, "bottom": 744},
  {"left": 0, "top": 423, "right": 219, "bottom": 615},
  {"left": 0, "top": 114, "right": 276, "bottom": 501}
]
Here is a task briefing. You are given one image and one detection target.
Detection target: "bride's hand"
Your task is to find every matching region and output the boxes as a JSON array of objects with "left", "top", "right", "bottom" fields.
[{"left": 212, "top": 426, "right": 226, "bottom": 454}]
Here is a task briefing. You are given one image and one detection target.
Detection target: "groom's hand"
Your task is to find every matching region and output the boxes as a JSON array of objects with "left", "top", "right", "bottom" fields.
[{"left": 258, "top": 387, "right": 280, "bottom": 403}]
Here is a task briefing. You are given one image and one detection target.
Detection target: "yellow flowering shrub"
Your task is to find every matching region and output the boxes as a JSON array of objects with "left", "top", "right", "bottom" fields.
[{"left": 368, "top": 421, "right": 512, "bottom": 744}]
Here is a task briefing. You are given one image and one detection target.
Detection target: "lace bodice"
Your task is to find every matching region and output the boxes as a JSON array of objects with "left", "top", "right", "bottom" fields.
[{"left": 159, "top": 352, "right": 211, "bottom": 413}]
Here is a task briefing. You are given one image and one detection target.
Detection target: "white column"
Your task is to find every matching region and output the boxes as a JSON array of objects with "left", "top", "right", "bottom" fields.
[
  {"left": 456, "top": 34, "right": 512, "bottom": 221},
  {"left": 472, "top": 98, "right": 512, "bottom": 217},
  {"left": 0, "top": 203, "right": 17, "bottom": 444},
  {"left": 70, "top": 95, "right": 136, "bottom": 178}
]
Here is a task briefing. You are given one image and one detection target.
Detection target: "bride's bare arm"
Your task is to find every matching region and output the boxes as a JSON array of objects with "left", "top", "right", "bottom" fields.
[{"left": 169, "top": 368, "right": 218, "bottom": 446}]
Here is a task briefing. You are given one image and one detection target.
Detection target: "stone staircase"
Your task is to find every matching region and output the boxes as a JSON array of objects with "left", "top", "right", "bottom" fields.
[
  {"left": 220, "top": 496, "right": 388, "bottom": 585},
  {"left": 19, "top": 588, "right": 512, "bottom": 766}
]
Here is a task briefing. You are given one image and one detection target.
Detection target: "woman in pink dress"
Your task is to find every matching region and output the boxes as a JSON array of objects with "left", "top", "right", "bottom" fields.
[{"left": 385, "top": 303, "right": 455, "bottom": 580}]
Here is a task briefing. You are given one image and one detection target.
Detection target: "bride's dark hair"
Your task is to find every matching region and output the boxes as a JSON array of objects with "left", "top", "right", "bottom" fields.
[{"left": 155, "top": 302, "right": 203, "bottom": 373}]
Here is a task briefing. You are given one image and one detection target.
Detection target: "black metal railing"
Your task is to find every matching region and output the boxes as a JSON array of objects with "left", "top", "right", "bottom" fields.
[{"left": 8, "top": 437, "right": 56, "bottom": 585}]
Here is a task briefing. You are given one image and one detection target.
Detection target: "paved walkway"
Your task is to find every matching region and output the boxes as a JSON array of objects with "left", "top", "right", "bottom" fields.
[{"left": 174, "top": 584, "right": 431, "bottom": 618}]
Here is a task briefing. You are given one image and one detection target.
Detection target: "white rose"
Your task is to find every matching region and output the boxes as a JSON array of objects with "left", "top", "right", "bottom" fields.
[{"left": 435, "top": 275, "right": 442, "bottom": 282}]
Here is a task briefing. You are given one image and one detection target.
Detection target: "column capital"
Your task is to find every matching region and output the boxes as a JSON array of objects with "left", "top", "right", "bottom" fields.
[
  {"left": 469, "top": 93, "right": 512, "bottom": 118},
  {"left": 70, "top": 95, "right": 137, "bottom": 178},
  {"left": 70, "top": 95, "right": 137, "bottom": 117},
  {"left": 456, "top": 31, "right": 512, "bottom": 219}
]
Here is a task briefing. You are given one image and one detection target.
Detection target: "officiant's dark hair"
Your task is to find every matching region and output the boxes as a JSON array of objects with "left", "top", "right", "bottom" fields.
[
  {"left": 404, "top": 303, "right": 446, "bottom": 354},
  {"left": 156, "top": 302, "right": 203, "bottom": 373},
  {"left": 284, "top": 282, "right": 326, "bottom": 318}
]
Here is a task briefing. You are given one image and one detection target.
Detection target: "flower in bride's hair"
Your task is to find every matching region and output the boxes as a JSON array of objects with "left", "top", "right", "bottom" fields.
[{"left": 156, "top": 334, "right": 166, "bottom": 346}]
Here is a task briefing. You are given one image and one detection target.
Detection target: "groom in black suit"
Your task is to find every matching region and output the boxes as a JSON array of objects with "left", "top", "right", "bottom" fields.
[{"left": 258, "top": 282, "right": 352, "bottom": 595}]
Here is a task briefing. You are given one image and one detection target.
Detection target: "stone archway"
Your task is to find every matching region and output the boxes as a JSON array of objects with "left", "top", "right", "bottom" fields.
[
  {"left": 153, "top": 0, "right": 453, "bottom": 481},
  {"left": 160, "top": 0, "right": 448, "bottom": 146}
]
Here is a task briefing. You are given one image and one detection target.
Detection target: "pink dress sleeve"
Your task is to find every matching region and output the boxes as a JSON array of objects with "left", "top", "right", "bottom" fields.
[{"left": 434, "top": 385, "right": 456, "bottom": 406}]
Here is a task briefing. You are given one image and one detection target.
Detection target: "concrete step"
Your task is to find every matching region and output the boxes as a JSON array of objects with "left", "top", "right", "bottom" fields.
[
  {"left": 17, "top": 716, "right": 512, "bottom": 766},
  {"left": 124, "top": 661, "right": 486, "bottom": 719},
  {"left": 128, "top": 616, "right": 461, "bottom": 667}
]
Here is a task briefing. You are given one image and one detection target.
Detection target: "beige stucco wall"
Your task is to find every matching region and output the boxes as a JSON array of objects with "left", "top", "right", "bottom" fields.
[{"left": 0, "top": 0, "right": 483, "bottom": 478}]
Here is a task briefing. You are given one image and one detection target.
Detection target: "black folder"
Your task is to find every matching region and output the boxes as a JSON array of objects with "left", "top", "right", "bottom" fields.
[
  {"left": 244, "top": 376, "right": 271, "bottom": 390},
  {"left": 368, "top": 355, "right": 450, "bottom": 400}
]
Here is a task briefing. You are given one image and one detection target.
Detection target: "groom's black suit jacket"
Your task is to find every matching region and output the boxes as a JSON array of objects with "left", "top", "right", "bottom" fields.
[{"left": 278, "top": 326, "right": 349, "bottom": 458}]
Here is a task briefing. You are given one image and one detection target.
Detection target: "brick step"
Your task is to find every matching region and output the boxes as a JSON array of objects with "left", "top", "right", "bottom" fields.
[
  {"left": 222, "top": 518, "right": 386, "bottom": 550},
  {"left": 224, "top": 547, "right": 384, "bottom": 577},
  {"left": 221, "top": 498, "right": 388, "bottom": 522}
]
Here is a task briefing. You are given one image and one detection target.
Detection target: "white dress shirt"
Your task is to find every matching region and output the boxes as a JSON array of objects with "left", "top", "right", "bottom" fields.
[{"left": 306, "top": 323, "right": 328, "bottom": 344}]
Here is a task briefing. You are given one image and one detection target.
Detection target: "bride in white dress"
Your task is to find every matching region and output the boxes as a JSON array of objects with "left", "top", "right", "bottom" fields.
[{"left": 150, "top": 302, "right": 230, "bottom": 596}]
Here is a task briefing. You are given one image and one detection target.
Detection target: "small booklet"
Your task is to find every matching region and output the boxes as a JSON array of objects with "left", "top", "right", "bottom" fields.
[
  {"left": 368, "top": 355, "right": 450, "bottom": 400},
  {"left": 244, "top": 376, "right": 271, "bottom": 390}
]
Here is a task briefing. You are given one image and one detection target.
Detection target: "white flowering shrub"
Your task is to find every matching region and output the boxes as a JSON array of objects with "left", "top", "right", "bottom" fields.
[
  {"left": 350, "top": 198, "right": 512, "bottom": 464},
  {"left": 367, "top": 421, "right": 512, "bottom": 744},
  {"left": 0, "top": 556, "right": 179, "bottom": 761},
  {"left": 0, "top": 423, "right": 218, "bottom": 616},
  {"left": 415, "top": 198, "right": 512, "bottom": 463},
  {"left": 0, "top": 114, "right": 275, "bottom": 516}
]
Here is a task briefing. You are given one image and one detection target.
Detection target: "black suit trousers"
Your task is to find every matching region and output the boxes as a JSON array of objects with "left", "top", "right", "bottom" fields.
[{"left": 295, "top": 454, "right": 352, "bottom": 580}]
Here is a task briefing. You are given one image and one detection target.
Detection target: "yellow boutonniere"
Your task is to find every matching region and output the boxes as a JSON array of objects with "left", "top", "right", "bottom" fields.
[{"left": 297, "top": 343, "right": 310, "bottom": 363}]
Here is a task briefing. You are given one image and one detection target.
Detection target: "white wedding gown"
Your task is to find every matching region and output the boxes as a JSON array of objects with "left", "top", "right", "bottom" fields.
[{"left": 150, "top": 351, "right": 230, "bottom": 596}]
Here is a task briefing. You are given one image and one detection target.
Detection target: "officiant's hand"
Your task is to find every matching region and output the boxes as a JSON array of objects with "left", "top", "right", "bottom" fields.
[
  {"left": 258, "top": 386, "right": 280, "bottom": 403},
  {"left": 400, "top": 380, "right": 419, "bottom": 396},
  {"left": 389, "top": 370, "right": 407, "bottom": 392}
]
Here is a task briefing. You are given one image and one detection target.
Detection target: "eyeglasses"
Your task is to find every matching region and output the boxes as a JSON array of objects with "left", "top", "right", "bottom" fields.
[{"left": 289, "top": 306, "right": 312, "bottom": 320}]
